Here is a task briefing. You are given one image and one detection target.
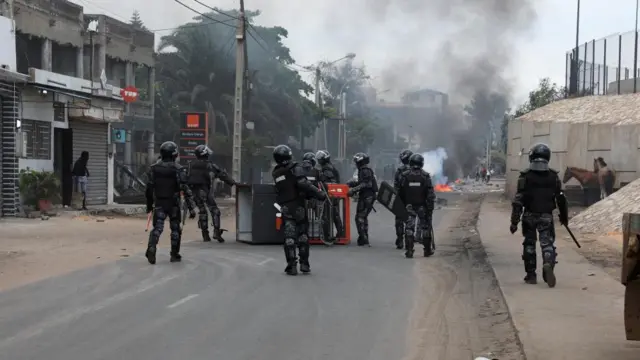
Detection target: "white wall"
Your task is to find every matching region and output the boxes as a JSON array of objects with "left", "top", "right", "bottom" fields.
[
  {"left": 17, "top": 88, "right": 70, "bottom": 171},
  {"left": 0, "top": 15, "right": 16, "bottom": 71}
]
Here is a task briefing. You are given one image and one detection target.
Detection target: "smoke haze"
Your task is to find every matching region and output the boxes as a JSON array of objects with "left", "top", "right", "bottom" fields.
[{"left": 422, "top": 147, "right": 448, "bottom": 185}]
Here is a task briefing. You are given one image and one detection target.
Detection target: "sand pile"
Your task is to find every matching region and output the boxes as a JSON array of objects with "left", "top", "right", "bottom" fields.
[{"left": 570, "top": 178, "right": 640, "bottom": 234}]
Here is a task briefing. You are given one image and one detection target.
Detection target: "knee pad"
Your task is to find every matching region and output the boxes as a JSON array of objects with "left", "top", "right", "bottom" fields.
[
  {"left": 285, "top": 238, "right": 295, "bottom": 246},
  {"left": 298, "top": 234, "right": 308, "bottom": 244}
]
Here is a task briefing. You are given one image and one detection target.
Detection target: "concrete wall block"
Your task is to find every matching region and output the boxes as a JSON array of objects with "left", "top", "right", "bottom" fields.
[
  {"left": 587, "top": 124, "right": 612, "bottom": 150},
  {"left": 533, "top": 121, "right": 550, "bottom": 136},
  {"left": 611, "top": 125, "right": 638, "bottom": 172},
  {"left": 567, "top": 123, "right": 589, "bottom": 169},
  {"left": 550, "top": 122, "right": 569, "bottom": 152}
]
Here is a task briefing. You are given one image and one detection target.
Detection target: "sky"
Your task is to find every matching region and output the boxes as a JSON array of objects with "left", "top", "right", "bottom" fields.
[{"left": 72, "top": 0, "right": 640, "bottom": 106}]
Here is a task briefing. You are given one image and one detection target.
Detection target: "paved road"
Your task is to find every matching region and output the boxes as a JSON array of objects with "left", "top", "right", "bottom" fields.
[{"left": 0, "top": 199, "right": 509, "bottom": 360}]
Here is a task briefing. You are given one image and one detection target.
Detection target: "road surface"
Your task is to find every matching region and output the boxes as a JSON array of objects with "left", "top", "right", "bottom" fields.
[{"left": 0, "top": 196, "right": 518, "bottom": 360}]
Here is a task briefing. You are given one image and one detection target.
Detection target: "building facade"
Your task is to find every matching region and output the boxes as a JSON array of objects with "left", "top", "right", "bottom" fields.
[
  {"left": 0, "top": 13, "right": 28, "bottom": 216},
  {"left": 0, "top": 0, "right": 155, "bottom": 215}
]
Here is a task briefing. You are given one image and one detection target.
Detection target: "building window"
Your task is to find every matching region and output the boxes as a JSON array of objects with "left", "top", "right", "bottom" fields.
[
  {"left": 53, "top": 102, "right": 65, "bottom": 122},
  {"left": 21, "top": 119, "right": 52, "bottom": 159}
]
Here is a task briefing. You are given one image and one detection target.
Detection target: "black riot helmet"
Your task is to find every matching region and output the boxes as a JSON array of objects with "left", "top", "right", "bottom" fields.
[
  {"left": 159, "top": 141, "right": 179, "bottom": 161},
  {"left": 528, "top": 143, "right": 551, "bottom": 171},
  {"left": 408, "top": 153, "right": 424, "bottom": 169},
  {"left": 529, "top": 143, "right": 551, "bottom": 171},
  {"left": 273, "top": 144, "right": 293, "bottom": 165},
  {"left": 399, "top": 149, "right": 413, "bottom": 165},
  {"left": 302, "top": 152, "right": 317, "bottom": 167},
  {"left": 194, "top": 144, "right": 212, "bottom": 160},
  {"left": 316, "top": 150, "right": 331, "bottom": 165},
  {"left": 353, "top": 152, "right": 370, "bottom": 167}
]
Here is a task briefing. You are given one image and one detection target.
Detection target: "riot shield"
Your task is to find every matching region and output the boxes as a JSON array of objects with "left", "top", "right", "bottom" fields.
[{"left": 376, "top": 181, "right": 408, "bottom": 221}]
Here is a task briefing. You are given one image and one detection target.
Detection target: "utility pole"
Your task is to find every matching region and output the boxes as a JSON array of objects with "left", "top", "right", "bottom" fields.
[
  {"left": 232, "top": 0, "right": 247, "bottom": 182},
  {"left": 314, "top": 67, "right": 322, "bottom": 150},
  {"left": 634, "top": 0, "right": 639, "bottom": 93}
]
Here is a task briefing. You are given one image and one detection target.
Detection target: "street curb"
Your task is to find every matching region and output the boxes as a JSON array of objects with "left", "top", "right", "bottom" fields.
[{"left": 472, "top": 194, "right": 528, "bottom": 360}]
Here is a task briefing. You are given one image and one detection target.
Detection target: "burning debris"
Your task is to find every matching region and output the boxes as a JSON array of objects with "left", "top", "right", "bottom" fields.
[{"left": 435, "top": 184, "right": 453, "bottom": 192}]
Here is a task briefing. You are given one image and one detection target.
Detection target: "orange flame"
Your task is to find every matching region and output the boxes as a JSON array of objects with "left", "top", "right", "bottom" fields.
[{"left": 434, "top": 184, "right": 453, "bottom": 192}]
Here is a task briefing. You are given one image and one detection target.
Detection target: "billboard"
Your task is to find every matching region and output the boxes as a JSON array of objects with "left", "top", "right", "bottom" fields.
[{"left": 178, "top": 112, "right": 208, "bottom": 161}]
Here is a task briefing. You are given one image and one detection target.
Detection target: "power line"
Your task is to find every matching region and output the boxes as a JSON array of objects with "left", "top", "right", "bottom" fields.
[
  {"left": 190, "top": 0, "right": 240, "bottom": 21},
  {"left": 151, "top": 19, "right": 236, "bottom": 32},
  {"left": 173, "top": 0, "right": 236, "bottom": 29},
  {"left": 245, "top": 27, "right": 313, "bottom": 73}
]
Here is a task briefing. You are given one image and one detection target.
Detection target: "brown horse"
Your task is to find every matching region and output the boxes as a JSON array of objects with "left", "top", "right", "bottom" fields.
[
  {"left": 562, "top": 166, "right": 600, "bottom": 189},
  {"left": 593, "top": 157, "right": 616, "bottom": 199}
]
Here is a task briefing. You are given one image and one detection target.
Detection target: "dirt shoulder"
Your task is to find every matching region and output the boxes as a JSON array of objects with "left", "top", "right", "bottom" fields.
[
  {"left": 405, "top": 194, "right": 524, "bottom": 360},
  {"left": 0, "top": 214, "right": 236, "bottom": 292}
]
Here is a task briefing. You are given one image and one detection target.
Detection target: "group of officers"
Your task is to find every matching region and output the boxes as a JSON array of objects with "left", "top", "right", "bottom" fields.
[
  {"left": 142, "top": 140, "right": 440, "bottom": 275},
  {"left": 272, "top": 145, "right": 438, "bottom": 275},
  {"left": 142, "top": 139, "right": 569, "bottom": 287}
]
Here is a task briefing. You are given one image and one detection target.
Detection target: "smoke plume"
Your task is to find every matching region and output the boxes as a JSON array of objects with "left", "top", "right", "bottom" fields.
[
  {"left": 422, "top": 147, "right": 448, "bottom": 185},
  {"left": 358, "top": 0, "right": 537, "bottom": 101}
]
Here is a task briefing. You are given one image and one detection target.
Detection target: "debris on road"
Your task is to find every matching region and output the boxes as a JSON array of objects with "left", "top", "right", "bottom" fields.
[{"left": 570, "top": 177, "right": 640, "bottom": 234}]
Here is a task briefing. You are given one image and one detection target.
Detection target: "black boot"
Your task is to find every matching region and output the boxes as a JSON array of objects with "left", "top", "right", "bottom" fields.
[
  {"left": 395, "top": 236, "right": 404, "bottom": 249},
  {"left": 361, "top": 233, "right": 371, "bottom": 247},
  {"left": 170, "top": 252, "right": 182, "bottom": 262},
  {"left": 284, "top": 244, "right": 298, "bottom": 276},
  {"left": 542, "top": 263, "right": 556, "bottom": 288},
  {"left": 213, "top": 228, "right": 225, "bottom": 243},
  {"left": 298, "top": 243, "right": 311, "bottom": 274},
  {"left": 170, "top": 243, "right": 182, "bottom": 262},
  {"left": 405, "top": 235, "right": 414, "bottom": 258},
  {"left": 423, "top": 237, "right": 434, "bottom": 257},
  {"left": 145, "top": 246, "right": 156, "bottom": 265},
  {"left": 202, "top": 230, "right": 212, "bottom": 242},
  {"left": 524, "top": 272, "right": 537, "bottom": 284}
]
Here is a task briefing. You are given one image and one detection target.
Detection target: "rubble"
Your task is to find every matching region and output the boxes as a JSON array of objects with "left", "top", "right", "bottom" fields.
[{"left": 570, "top": 177, "right": 640, "bottom": 234}]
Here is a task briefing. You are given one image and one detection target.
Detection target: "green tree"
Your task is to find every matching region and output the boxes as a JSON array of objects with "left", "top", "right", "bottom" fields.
[
  {"left": 318, "top": 60, "right": 377, "bottom": 154},
  {"left": 129, "top": 10, "right": 147, "bottom": 30},
  {"left": 515, "top": 78, "right": 565, "bottom": 117},
  {"left": 154, "top": 10, "right": 317, "bottom": 156}
]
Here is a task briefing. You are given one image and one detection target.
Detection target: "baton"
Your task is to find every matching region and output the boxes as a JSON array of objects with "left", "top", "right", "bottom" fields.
[
  {"left": 145, "top": 211, "right": 152, "bottom": 232},
  {"left": 563, "top": 224, "right": 582, "bottom": 248}
]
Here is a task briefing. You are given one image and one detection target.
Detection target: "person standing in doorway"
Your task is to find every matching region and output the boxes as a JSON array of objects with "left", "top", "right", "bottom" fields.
[{"left": 72, "top": 151, "right": 90, "bottom": 210}]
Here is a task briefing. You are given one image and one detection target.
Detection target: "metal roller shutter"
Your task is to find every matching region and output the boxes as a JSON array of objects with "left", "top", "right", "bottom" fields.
[
  {"left": 70, "top": 121, "right": 108, "bottom": 205},
  {"left": 1, "top": 82, "right": 19, "bottom": 216}
]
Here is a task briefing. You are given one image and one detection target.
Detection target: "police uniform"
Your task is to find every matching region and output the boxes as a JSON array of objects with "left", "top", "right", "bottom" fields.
[
  {"left": 188, "top": 145, "right": 236, "bottom": 242},
  {"left": 393, "top": 149, "right": 413, "bottom": 249},
  {"left": 316, "top": 150, "right": 344, "bottom": 240},
  {"left": 510, "top": 143, "right": 568, "bottom": 288},
  {"left": 398, "top": 153, "right": 436, "bottom": 258},
  {"left": 145, "top": 141, "right": 196, "bottom": 264},
  {"left": 347, "top": 152, "right": 378, "bottom": 246},
  {"left": 273, "top": 145, "right": 326, "bottom": 276}
]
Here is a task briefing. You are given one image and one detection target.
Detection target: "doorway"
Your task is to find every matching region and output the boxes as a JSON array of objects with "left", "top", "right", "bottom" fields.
[{"left": 54, "top": 128, "right": 73, "bottom": 206}]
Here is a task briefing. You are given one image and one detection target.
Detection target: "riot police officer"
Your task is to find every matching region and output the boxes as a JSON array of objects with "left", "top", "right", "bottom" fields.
[
  {"left": 301, "top": 152, "right": 320, "bottom": 187},
  {"left": 188, "top": 144, "right": 237, "bottom": 242},
  {"left": 316, "top": 150, "right": 340, "bottom": 183},
  {"left": 510, "top": 143, "right": 567, "bottom": 288},
  {"left": 316, "top": 150, "right": 344, "bottom": 239},
  {"left": 145, "top": 141, "right": 196, "bottom": 264},
  {"left": 393, "top": 149, "right": 413, "bottom": 249},
  {"left": 398, "top": 153, "right": 436, "bottom": 258},
  {"left": 272, "top": 145, "right": 326, "bottom": 276},
  {"left": 347, "top": 152, "right": 378, "bottom": 246}
]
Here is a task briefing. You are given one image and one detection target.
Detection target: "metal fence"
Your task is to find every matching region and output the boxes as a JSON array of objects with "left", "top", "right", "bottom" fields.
[{"left": 566, "top": 29, "right": 640, "bottom": 96}]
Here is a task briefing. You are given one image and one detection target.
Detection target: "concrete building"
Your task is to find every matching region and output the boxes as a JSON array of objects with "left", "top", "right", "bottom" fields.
[
  {"left": 505, "top": 93, "right": 640, "bottom": 198},
  {"left": 0, "top": 12, "right": 29, "bottom": 216},
  {"left": 0, "top": 0, "right": 155, "bottom": 215}
]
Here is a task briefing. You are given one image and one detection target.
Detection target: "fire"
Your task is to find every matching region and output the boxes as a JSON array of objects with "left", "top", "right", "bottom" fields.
[{"left": 434, "top": 184, "right": 453, "bottom": 192}]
